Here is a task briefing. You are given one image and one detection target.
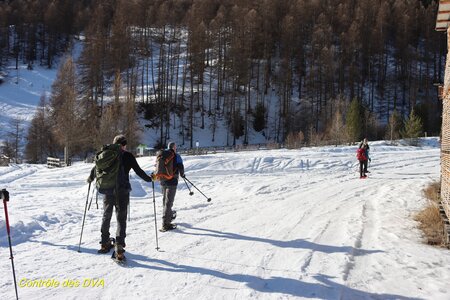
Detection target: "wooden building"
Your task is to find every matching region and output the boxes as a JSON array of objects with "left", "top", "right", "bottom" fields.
[{"left": 436, "top": 0, "right": 450, "bottom": 234}]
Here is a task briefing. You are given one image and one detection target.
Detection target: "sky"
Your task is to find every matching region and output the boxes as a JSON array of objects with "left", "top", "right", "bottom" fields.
[{"left": 1, "top": 138, "right": 449, "bottom": 300}]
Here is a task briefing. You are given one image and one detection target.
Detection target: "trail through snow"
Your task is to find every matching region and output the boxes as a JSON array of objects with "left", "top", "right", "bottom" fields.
[{"left": 0, "top": 139, "right": 449, "bottom": 300}]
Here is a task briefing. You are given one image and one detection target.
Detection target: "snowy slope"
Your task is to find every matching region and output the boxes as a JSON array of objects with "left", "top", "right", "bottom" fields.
[
  {"left": 0, "top": 138, "right": 448, "bottom": 300},
  {"left": 0, "top": 65, "right": 55, "bottom": 130}
]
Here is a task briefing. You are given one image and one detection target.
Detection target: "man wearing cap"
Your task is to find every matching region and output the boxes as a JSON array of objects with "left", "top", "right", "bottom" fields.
[
  {"left": 159, "top": 141, "right": 185, "bottom": 231},
  {"left": 88, "top": 134, "right": 152, "bottom": 259}
]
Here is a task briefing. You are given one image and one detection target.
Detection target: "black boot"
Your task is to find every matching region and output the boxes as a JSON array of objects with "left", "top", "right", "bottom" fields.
[
  {"left": 98, "top": 238, "right": 115, "bottom": 254},
  {"left": 160, "top": 223, "right": 177, "bottom": 232}
]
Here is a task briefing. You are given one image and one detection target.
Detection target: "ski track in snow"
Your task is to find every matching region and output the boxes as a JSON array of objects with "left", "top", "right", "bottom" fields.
[{"left": 1, "top": 139, "right": 449, "bottom": 300}]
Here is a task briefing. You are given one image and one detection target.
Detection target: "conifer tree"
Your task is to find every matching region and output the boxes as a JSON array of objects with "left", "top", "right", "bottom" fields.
[
  {"left": 253, "top": 103, "right": 266, "bottom": 132},
  {"left": 402, "top": 109, "right": 423, "bottom": 145},
  {"left": 346, "top": 98, "right": 362, "bottom": 143}
]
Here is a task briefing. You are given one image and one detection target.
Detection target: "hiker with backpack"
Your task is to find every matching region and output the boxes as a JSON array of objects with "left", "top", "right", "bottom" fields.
[
  {"left": 152, "top": 141, "right": 185, "bottom": 232},
  {"left": 87, "top": 134, "right": 153, "bottom": 261},
  {"left": 356, "top": 138, "right": 370, "bottom": 178}
]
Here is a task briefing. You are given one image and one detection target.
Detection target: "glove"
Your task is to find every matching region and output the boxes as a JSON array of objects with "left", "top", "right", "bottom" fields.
[
  {"left": 181, "top": 173, "right": 185, "bottom": 178},
  {"left": 369, "top": 158, "right": 372, "bottom": 162},
  {"left": 151, "top": 173, "right": 157, "bottom": 181},
  {"left": 86, "top": 176, "right": 93, "bottom": 184}
]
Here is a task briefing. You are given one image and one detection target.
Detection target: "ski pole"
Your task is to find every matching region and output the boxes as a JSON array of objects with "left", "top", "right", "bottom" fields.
[
  {"left": 78, "top": 182, "right": 91, "bottom": 253},
  {"left": 88, "top": 186, "right": 95, "bottom": 210},
  {"left": 2, "top": 189, "right": 19, "bottom": 300},
  {"left": 152, "top": 181, "right": 160, "bottom": 251},
  {"left": 182, "top": 177, "right": 194, "bottom": 196},
  {"left": 183, "top": 177, "right": 212, "bottom": 202}
]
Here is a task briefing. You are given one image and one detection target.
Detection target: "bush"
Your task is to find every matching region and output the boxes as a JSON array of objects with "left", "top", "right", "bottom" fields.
[
  {"left": 415, "top": 181, "right": 445, "bottom": 246},
  {"left": 285, "top": 131, "right": 304, "bottom": 149}
]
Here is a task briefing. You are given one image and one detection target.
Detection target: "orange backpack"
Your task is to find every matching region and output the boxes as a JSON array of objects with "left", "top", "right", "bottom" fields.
[{"left": 154, "top": 150, "right": 175, "bottom": 181}]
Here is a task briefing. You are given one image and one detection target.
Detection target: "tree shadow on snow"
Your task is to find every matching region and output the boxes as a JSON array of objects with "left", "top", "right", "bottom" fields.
[
  {"left": 124, "top": 252, "right": 421, "bottom": 299},
  {"left": 175, "top": 224, "right": 383, "bottom": 256}
]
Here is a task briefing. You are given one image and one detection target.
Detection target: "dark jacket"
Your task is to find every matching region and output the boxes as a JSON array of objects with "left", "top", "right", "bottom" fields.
[
  {"left": 160, "top": 149, "right": 184, "bottom": 187},
  {"left": 89, "top": 150, "right": 152, "bottom": 191}
]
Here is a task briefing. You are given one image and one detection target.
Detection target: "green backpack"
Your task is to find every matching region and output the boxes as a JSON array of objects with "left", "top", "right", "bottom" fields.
[{"left": 94, "top": 144, "right": 125, "bottom": 194}]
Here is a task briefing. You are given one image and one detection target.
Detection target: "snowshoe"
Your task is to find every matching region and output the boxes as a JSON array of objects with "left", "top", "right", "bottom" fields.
[
  {"left": 111, "top": 243, "right": 126, "bottom": 263},
  {"left": 159, "top": 223, "right": 177, "bottom": 232},
  {"left": 98, "top": 238, "right": 115, "bottom": 254},
  {"left": 111, "top": 251, "right": 127, "bottom": 264}
]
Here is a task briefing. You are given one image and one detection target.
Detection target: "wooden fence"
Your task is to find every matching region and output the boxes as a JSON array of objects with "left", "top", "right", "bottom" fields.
[{"left": 47, "top": 157, "right": 64, "bottom": 168}]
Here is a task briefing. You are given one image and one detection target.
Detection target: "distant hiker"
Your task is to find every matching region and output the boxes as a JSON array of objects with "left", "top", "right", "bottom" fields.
[
  {"left": 357, "top": 138, "right": 370, "bottom": 178},
  {"left": 359, "top": 138, "right": 371, "bottom": 171},
  {"left": 87, "top": 134, "right": 152, "bottom": 260},
  {"left": 153, "top": 141, "right": 185, "bottom": 232}
]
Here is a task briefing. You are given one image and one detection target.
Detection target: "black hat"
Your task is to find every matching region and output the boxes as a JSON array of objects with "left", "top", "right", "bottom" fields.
[{"left": 113, "top": 134, "right": 127, "bottom": 146}]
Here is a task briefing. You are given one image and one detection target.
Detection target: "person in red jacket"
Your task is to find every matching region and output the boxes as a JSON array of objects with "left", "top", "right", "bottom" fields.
[{"left": 357, "top": 138, "right": 370, "bottom": 178}]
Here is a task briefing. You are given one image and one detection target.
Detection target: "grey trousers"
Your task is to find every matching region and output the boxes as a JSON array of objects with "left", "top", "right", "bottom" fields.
[
  {"left": 161, "top": 185, "right": 177, "bottom": 227},
  {"left": 100, "top": 190, "right": 129, "bottom": 246}
]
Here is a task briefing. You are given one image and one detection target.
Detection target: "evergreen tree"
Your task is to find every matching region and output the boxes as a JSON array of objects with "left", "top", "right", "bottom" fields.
[
  {"left": 346, "top": 98, "right": 362, "bottom": 143},
  {"left": 402, "top": 109, "right": 423, "bottom": 145},
  {"left": 253, "top": 103, "right": 266, "bottom": 132},
  {"left": 232, "top": 112, "right": 245, "bottom": 140}
]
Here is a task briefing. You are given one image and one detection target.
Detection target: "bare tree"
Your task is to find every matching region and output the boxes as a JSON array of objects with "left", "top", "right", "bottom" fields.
[
  {"left": 25, "top": 94, "right": 56, "bottom": 163},
  {"left": 8, "top": 117, "right": 24, "bottom": 163},
  {"left": 49, "top": 56, "right": 83, "bottom": 164}
]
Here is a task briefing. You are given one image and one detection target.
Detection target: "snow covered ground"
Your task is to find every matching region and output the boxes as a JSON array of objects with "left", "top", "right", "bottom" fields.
[
  {"left": 0, "top": 65, "right": 55, "bottom": 130},
  {"left": 0, "top": 138, "right": 448, "bottom": 300}
]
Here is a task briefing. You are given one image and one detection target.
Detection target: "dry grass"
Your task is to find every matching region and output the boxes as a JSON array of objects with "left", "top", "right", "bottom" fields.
[
  {"left": 423, "top": 181, "right": 441, "bottom": 203},
  {"left": 415, "top": 181, "right": 446, "bottom": 246},
  {"left": 285, "top": 132, "right": 305, "bottom": 149}
]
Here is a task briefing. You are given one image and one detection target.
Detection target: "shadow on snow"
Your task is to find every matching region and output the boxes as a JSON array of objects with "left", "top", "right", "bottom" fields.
[{"left": 175, "top": 224, "right": 383, "bottom": 256}]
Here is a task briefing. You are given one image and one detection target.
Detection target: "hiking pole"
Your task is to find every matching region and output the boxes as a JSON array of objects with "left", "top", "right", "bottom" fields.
[
  {"left": 182, "top": 177, "right": 194, "bottom": 196},
  {"left": 78, "top": 182, "right": 91, "bottom": 253},
  {"left": 152, "top": 181, "right": 160, "bottom": 251},
  {"left": 2, "top": 189, "right": 19, "bottom": 300},
  {"left": 88, "top": 186, "right": 95, "bottom": 210},
  {"left": 183, "top": 177, "right": 212, "bottom": 202}
]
